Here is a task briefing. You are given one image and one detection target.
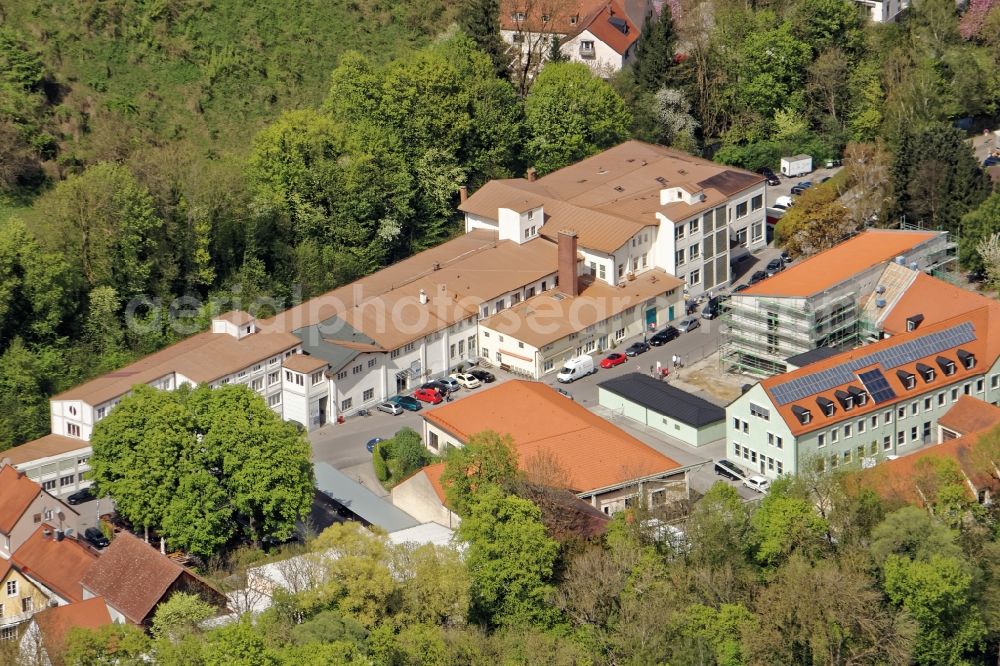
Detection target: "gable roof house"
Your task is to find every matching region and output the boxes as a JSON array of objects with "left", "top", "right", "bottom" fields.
[
  {"left": 414, "top": 380, "right": 691, "bottom": 516},
  {"left": 500, "top": 0, "right": 648, "bottom": 76},
  {"left": 11, "top": 525, "right": 98, "bottom": 605},
  {"left": 0, "top": 465, "right": 81, "bottom": 560},
  {"left": 80, "top": 531, "right": 227, "bottom": 627},
  {"left": 19, "top": 597, "right": 113, "bottom": 666}
]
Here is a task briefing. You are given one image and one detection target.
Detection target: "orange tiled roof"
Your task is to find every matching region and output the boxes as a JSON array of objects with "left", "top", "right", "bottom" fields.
[
  {"left": 858, "top": 428, "right": 999, "bottom": 506},
  {"left": 33, "top": 597, "right": 112, "bottom": 664},
  {"left": 742, "top": 230, "right": 940, "bottom": 298},
  {"left": 422, "top": 463, "right": 448, "bottom": 505},
  {"left": 570, "top": 0, "right": 639, "bottom": 55},
  {"left": 880, "top": 271, "right": 996, "bottom": 336},
  {"left": 937, "top": 395, "right": 1000, "bottom": 436},
  {"left": 762, "top": 306, "right": 1000, "bottom": 436},
  {"left": 423, "top": 380, "right": 681, "bottom": 493},
  {"left": 500, "top": 0, "right": 607, "bottom": 34},
  {"left": 0, "top": 465, "right": 43, "bottom": 534},
  {"left": 12, "top": 526, "right": 98, "bottom": 603}
]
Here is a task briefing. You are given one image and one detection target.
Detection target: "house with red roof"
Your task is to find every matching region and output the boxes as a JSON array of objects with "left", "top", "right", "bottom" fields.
[
  {"left": 18, "top": 597, "right": 112, "bottom": 666},
  {"left": 500, "top": 0, "right": 648, "bottom": 76},
  {"left": 0, "top": 465, "right": 82, "bottom": 561},
  {"left": 400, "top": 380, "right": 690, "bottom": 518}
]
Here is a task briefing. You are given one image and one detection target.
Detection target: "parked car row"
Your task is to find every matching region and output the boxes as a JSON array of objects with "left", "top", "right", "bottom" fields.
[
  {"left": 375, "top": 368, "right": 498, "bottom": 414},
  {"left": 713, "top": 458, "right": 770, "bottom": 493}
]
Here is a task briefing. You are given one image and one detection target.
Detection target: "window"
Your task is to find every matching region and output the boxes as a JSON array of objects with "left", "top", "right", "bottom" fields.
[
  {"left": 512, "top": 11, "right": 525, "bottom": 19},
  {"left": 67, "top": 423, "right": 80, "bottom": 437},
  {"left": 368, "top": 358, "right": 377, "bottom": 369},
  {"left": 675, "top": 249, "right": 685, "bottom": 266},
  {"left": 312, "top": 372, "right": 324, "bottom": 386},
  {"left": 251, "top": 378, "right": 263, "bottom": 392},
  {"left": 96, "top": 407, "right": 106, "bottom": 420},
  {"left": 60, "top": 475, "right": 74, "bottom": 487},
  {"left": 5, "top": 581, "right": 15, "bottom": 596},
  {"left": 883, "top": 435, "right": 892, "bottom": 450},
  {"left": 767, "top": 457, "right": 774, "bottom": 471},
  {"left": 992, "top": 374, "right": 999, "bottom": 389},
  {"left": 776, "top": 461, "right": 783, "bottom": 474},
  {"left": 598, "top": 264, "right": 607, "bottom": 280},
  {"left": 923, "top": 396, "right": 931, "bottom": 410},
  {"left": 570, "top": 14, "right": 578, "bottom": 24},
  {"left": 689, "top": 269, "right": 701, "bottom": 285},
  {"left": 614, "top": 328, "right": 625, "bottom": 340},
  {"left": 830, "top": 429, "right": 839, "bottom": 443},
  {"left": 844, "top": 423, "right": 852, "bottom": 438},
  {"left": 884, "top": 410, "right": 892, "bottom": 424},
  {"left": 910, "top": 426, "right": 918, "bottom": 441},
  {"left": 363, "top": 388, "right": 374, "bottom": 401},
  {"left": 830, "top": 454, "right": 839, "bottom": 468},
  {"left": 951, "top": 387, "right": 959, "bottom": 401},
  {"left": 675, "top": 225, "right": 685, "bottom": 240},
  {"left": 267, "top": 394, "right": 281, "bottom": 408},
  {"left": 964, "top": 382, "right": 972, "bottom": 395},
  {"left": 767, "top": 432, "right": 774, "bottom": 446},
  {"left": 857, "top": 419, "right": 865, "bottom": 434},
  {"left": 752, "top": 221, "right": 763, "bottom": 242},
  {"left": 871, "top": 414, "right": 878, "bottom": 428},
  {"left": 403, "top": 343, "right": 415, "bottom": 353},
  {"left": 843, "top": 450, "right": 852, "bottom": 464},
  {"left": 751, "top": 194, "right": 763, "bottom": 210},
  {"left": 0, "top": 626, "right": 14, "bottom": 641},
  {"left": 618, "top": 263, "right": 625, "bottom": 278},
  {"left": 775, "top": 435, "right": 783, "bottom": 449},
  {"left": 910, "top": 401, "right": 918, "bottom": 416},
  {"left": 938, "top": 391, "right": 946, "bottom": 406},
  {"left": 341, "top": 398, "right": 353, "bottom": 411},
  {"left": 734, "top": 443, "right": 742, "bottom": 458},
  {"left": 21, "top": 597, "right": 31, "bottom": 613},
  {"left": 977, "top": 378, "right": 985, "bottom": 393},
  {"left": 750, "top": 403, "right": 770, "bottom": 420},
  {"left": 689, "top": 244, "right": 700, "bottom": 260},
  {"left": 450, "top": 344, "right": 456, "bottom": 359},
  {"left": 897, "top": 431, "right": 904, "bottom": 445},
  {"left": 750, "top": 450, "right": 757, "bottom": 463},
  {"left": 897, "top": 406, "right": 905, "bottom": 419},
  {"left": 689, "top": 218, "right": 699, "bottom": 235},
  {"left": 581, "top": 39, "right": 594, "bottom": 49},
  {"left": 736, "top": 201, "right": 748, "bottom": 218},
  {"left": 268, "top": 371, "right": 279, "bottom": 386},
  {"left": 543, "top": 359, "right": 554, "bottom": 372},
  {"left": 818, "top": 433, "right": 826, "bottom": 448}
]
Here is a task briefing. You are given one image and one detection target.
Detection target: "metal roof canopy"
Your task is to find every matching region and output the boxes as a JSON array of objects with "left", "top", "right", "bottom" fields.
[{"left": 314, "top": 463, "right": 418, "bottom": 533}]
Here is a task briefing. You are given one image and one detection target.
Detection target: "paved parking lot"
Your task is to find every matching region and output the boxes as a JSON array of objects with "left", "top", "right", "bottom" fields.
[{"left": 765, "top": 165, "right": 843, "bottom": 207}]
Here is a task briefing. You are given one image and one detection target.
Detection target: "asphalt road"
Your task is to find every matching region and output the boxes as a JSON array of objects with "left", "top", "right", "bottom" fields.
[{"left": 765, "top": 165, "right": 843, "bottom": 207}]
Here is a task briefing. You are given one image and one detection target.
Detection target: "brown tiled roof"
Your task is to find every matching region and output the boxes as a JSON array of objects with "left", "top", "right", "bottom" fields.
[
  {"left": 80, "top": 531, "right": 184, "bottom": 624},
  {"left": 481, "top": 269, "right": 683, "bottom": 348},
  {"left": 0, "top": 465, "right": 43, "bottom": 533},
  {"left": 53, "top": 327, "right": 301, "bottom": 406},
  {"left": 424, "top": 380, "right": 682, "bottom": 493},
  {"left": 12, "top": 526, "right": 98, "bottom": 603},
  {"left": 762, "top": 306, "right": 1000, "bottom": 436},
  {"left": 2, "top": 434, "right": 90, "bottom": 467},
  {"left": 34, "top": 597, "right": 112, "bottom": 665},
  {"left": 858, "top": 428, "right": 999, "bottom": 506},
  {"left": 741, "top": 230, "right": 940, "bottom": 298},
  {"left": 263, "top": 230, "right": 559, "bottom": 351},
  {"left": 215, "top": 310, "right": 254, "bottom": 326},
  {"left": 461, "top": 141, "right": 763, "bottom": 253},
  {"left": 937, "top": 396, "right": 1000, "bottom": 436},
  {"left": 500, "top": 0, "right": 607, "bottom": 34},
  {"left": 282, "top": 354, "right": 329, "bottom": 374}
]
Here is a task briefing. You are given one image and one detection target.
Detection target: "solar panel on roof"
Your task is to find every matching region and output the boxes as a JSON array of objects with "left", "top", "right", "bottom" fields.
[
  {"left": 770, "top": 322, "right": 975, "bottom": 405},
  {"left": 858, "top": 369, "right": 897, "bottom": 404}
]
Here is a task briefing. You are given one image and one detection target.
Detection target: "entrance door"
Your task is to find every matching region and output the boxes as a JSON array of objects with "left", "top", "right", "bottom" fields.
[
  {"left": 396, "top": 374, "right": 408, "bottom": 393},
  {"left": 645, "top": 308, "right": 657, "bottom": 329},
  {"left": 668, "top": 305, "right": 675, "bottom": 321},
  {"left": 318, "top": 397, "right": 327, "bottom": 427},
  {"left": 759, "top": 459, "right": 766, "bottom": 474}
]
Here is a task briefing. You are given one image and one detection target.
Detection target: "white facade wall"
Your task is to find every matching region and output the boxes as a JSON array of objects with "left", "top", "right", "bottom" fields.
[
  {"left": 18, "top": 448, "right": 93, "bottom": 498},
  {"left": 560, "top": 29, "right": 628, "bottom": 75},
  {"left": 465, "top": 212, "right": 498, "bottom": 233}
]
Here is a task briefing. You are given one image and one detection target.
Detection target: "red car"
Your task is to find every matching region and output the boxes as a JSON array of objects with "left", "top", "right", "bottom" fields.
[
  {"left": 600, "top": 352, "right": 627, "bottom": 369},
  {"left": 413, "top": 388, "right": 443, "bottom": 404}
]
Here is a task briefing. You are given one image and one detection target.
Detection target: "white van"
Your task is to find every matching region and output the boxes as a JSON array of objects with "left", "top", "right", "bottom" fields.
[{"left": 556, "top": 355, "right": 595, "bottom": 383}]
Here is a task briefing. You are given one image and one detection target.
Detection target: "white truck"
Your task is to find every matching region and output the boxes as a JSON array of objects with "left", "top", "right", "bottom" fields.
[
  {"left": 556, "top": 355, "right": 595, "bottom": 383},
  {"left": 780, "top": 154, "right": 812, "bottom": 177}
]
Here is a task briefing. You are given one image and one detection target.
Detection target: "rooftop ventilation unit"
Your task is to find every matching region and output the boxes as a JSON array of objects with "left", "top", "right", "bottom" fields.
[
  {"left": 875, "top": 298, "right": 887, "bottom": 308},
  {"left": 876, "top": 285, "right": 886, "bottom": 294},
  {"left": 895, "top": 255, "right": 906, "bottom": 265}
]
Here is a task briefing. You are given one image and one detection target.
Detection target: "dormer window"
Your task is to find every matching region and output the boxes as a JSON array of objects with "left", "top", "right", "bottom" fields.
[
  {"left": 916, "top": 363, "right": 935, "bottom": 382},
  {"left": 936, "top": 356, "right": 956, "bottom": 376},
  {"left": 569, "top": 14, "right": 578, "bottom": 24},
  {"left": 792, "top": 405, "right": 812, "bottom": 425},
  {"left": 816, "top": 397, "right": 835, "bottom": 417},
  {"left": 835, "top": 390, "right": 854, "bottom": 411},
  {"left": 906, "top": 314, "right": 924, "bottom": 332},
  {"left": 848, "top": 386, "right": 867, "bottom": 406},
  {"left": 512, "top": 11, "right": 526, "bottom": 20},
  {"left": 896, "top": 369, "right": 916, "bottom": 389},
  {"left": 957, "top": 349, "right": 975, "bottom": 370}
]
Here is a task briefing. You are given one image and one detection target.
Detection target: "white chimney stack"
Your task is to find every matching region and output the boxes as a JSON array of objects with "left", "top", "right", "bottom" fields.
[{"left": 419, "top": 289, "right": 428, "bottom": 305}]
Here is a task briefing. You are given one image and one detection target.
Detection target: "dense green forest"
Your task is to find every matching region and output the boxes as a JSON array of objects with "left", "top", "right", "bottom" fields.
[
  {"left": 2, "top": 0, "right": 1000, "bottom": 453},
  {"left": 15, "top": 430, "right": 998, "bottom": 666}
]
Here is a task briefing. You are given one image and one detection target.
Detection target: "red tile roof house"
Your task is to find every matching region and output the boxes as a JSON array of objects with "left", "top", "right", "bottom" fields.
[
  {"left": 19, "top": 597, "right": 112, "bottom": 666},
  {"left": 0, "top": 465, "right": 82, "bottom": 561},
  {"left": 393, "top": 380, "right": 694, "bottom": 523},
  {"left": 12, "top": 525, "right": 98, "bottom": 605},
  {"left": 80, "top": 531, "right": 228, "bottom": 627}
]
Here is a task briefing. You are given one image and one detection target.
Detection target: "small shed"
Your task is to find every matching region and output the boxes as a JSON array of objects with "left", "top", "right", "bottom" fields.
[
  {"left": 597, "top": 373, "right": 725, "bottom": 447},
  {"left": 780, "top": 154, "right": 812, "bottom": 177}
]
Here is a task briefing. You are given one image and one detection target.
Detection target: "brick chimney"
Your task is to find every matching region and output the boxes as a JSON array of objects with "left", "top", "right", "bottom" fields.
[
  {"left": 527, "top": 167, "right": 537, "bottom": 182},
  {"left": 557, "top": 230, "right": 579, "bottom": 297},
  {"left": 459, "top": 185, "right": 468, "bottom": 203}
]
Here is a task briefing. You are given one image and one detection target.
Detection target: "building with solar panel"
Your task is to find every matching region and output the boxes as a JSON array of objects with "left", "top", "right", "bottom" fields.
[
  {"left": 721, "top": 229, "right": 954, "bottom": 376},
  {"left": 724, "top": 294, "right": 1000, "bottom": 480}
]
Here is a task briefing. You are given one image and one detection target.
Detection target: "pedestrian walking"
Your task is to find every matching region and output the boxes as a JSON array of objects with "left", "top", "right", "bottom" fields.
[
  {"left": 671, "top": 354, "right": 677, "bottom": 368},
  {"left": 649, "top": 364, "right": 654, "bottom": 376},
  {"left": 656, "top": 360, "right": 662, "bottom": 374}
]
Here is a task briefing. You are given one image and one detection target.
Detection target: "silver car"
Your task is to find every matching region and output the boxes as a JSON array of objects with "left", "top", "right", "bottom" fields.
[
  {"left": 376, "top": 401, "right": 404, "bottom": 415},
  {"left": 677, "top": 316, "right": 700, "bottom": 333}
]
